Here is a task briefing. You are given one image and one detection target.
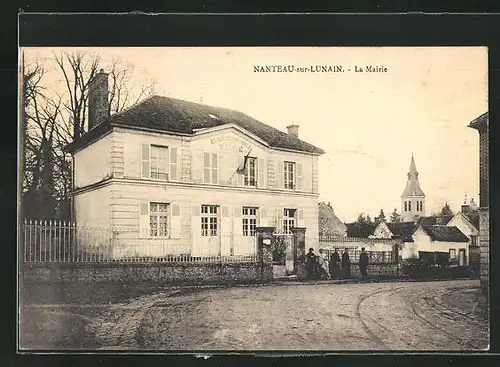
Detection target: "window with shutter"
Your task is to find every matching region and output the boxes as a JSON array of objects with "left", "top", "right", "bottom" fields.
[
  {"left": 284, "top": 161, "right": 296, "bottom": 189},
  {"left": 150, "top": 145, "right": 169, "bottom": 180}
]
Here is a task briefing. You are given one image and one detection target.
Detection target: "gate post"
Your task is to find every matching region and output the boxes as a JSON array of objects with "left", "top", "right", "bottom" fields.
[
  {"left": 291, "top": 227, "right": 306, "bottom": 274},
  {"left": 256, "top": 227, "right": 275, "bottom": 282}
]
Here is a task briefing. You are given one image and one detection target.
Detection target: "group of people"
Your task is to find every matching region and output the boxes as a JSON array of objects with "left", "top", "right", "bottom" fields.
[{"left": 304, "top": 247, "right": 369, "bottom": 280}]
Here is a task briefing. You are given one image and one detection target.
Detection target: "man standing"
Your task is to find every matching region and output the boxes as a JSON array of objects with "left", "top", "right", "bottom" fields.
[
  {"left": 359, "top": 247, "right": 369, "bottom": 278},
  {"left": 341, "top": 248, "right": 351, "bottom": 279},
  {"left": 329, "top": 248, "right": 341, "bottom": 280}
]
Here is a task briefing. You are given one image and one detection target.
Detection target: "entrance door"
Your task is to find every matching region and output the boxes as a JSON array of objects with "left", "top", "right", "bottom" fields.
[
  {"left": 200, "top": 205, "right": 221, "bottom": 256},
  {"left": 458, "top": 248, "right": 466, "bottom": 267}
]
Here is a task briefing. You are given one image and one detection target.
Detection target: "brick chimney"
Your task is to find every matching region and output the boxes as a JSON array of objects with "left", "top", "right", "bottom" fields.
[
  {"left": 88, "top": 69, "right": 110, "bottom": 130},
  {"left": 286, "top": 124, "right": 299, "bottom": 138}
]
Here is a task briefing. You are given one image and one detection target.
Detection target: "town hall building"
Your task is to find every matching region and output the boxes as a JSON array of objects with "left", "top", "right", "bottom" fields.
[{"left": 68, "top": 70, "right": 325, "bottom": 258}]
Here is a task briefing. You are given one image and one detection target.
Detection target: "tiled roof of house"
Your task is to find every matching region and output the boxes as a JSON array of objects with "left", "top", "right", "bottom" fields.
[
  {"left": 345, "top": 222, "right": 377, "bottom": 238},
  {"left": 416, "top": 215, "right": 453, "bottom": 227},
  {"left": 422, "top": 225, "right": 469, "bottom": 243},
  {"left": 69, "top": 95, "right": 325, "bottom": 155},
  {"left": 387, "top": 222, "right": 417, "bottom": 241}
]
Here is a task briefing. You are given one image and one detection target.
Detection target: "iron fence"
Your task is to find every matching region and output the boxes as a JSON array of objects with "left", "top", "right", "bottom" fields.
[
  {"left": 319, "top": 247, "right": 397, "bottom": 264},
  {"left": 21, "top": 220, "right": 259, "bottom": 263}
]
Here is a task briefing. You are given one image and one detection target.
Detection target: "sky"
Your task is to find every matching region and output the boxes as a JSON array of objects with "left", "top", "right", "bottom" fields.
[{"left": 23, "top": 47, "right": 488, "bottom": 222}]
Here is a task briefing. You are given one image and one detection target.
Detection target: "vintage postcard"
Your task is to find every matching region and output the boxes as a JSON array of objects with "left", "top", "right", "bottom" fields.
[{"left": 18, "top": 46, "right": 489, "bottom": 352}]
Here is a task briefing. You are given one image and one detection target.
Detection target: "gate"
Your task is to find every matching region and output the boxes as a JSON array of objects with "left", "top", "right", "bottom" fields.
[{"left": 271, "top": 228, "right": 295, "bottom": 277}]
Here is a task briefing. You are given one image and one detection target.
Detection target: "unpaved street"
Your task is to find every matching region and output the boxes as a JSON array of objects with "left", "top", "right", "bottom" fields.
[{"left": 21, "top": 280, "right": 488, "bottom": 351}]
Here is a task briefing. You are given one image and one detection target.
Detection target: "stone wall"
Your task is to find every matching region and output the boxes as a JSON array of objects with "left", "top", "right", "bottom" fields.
[
  {"left": 22, "top": 261, "right": 269, "bottom": 286},
  {"left": 479, "top": 208, "right": 489, "bottom": 297}
]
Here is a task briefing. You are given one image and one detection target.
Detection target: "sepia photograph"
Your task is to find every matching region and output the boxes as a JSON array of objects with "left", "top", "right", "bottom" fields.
[{"left": 18, "top": 46, "right": 489, "bottom": 351}]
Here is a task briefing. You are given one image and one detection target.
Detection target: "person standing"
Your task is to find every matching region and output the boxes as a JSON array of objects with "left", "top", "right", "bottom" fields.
[
  {"left": 305, "top": 247, "right": 316, "bottom": 280},
  {"left": 341, "top": 248, "right": 351, "bottom": 279},
  {"left": 329, "top": 248, "right": 341, "bottom": 280},
  {"left": 318, "top": 249, "right": 331, "bottom": 280},
  {"left": 359, "top": 247, "right": 369, "bottom": 278}
]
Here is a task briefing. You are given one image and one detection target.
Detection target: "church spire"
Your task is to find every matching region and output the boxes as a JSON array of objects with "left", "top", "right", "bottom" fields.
[{"left": 402, "top": 154, "right": 425, "bottom": 197}]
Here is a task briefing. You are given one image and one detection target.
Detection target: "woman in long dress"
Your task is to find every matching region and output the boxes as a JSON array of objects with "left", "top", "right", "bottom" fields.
[{"left": 318, "top": 249, "right": 331, "bottom": 280}]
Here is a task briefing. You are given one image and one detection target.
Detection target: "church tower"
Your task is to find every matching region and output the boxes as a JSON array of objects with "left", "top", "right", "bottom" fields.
[{"left": 401, "top": 154, "right": 426, "bottom": 222}]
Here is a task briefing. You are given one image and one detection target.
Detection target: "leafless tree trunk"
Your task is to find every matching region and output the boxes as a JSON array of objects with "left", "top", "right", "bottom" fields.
[{"left": 21, "top": 50, "right": 156, "bottom": 221}]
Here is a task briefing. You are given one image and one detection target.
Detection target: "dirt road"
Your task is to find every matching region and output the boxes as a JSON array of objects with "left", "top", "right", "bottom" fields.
[{"left": 20, "top": 280, "right": 488, "bottom": 351}]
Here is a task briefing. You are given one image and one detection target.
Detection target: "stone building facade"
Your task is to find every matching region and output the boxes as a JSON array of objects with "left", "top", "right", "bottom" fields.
[
  {"left": 469, "top": 112, "right": 489, "bottom": 297},
  {"left": 68, "top": 70, "right": 325, "bottom": 258}
]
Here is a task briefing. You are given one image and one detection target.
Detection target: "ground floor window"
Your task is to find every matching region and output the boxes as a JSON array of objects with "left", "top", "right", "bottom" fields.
[
  {"left": 242, "top": 207, "right": 258, "bottom": 236},
  {"left": 201, "top": 205, "right": 218, "bottom": 236},
  {"left": 150, "top": 202, "right": 169, "bottom": 237},
  {"left": 449, "top": 249, "right": 456, "bottom": 260},
  {"left": 283, "top": 208, "right": 296, "bottom": 234}
]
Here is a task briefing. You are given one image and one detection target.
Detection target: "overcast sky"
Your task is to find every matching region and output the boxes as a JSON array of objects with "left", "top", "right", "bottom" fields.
[{"left": 24, "top": 47, "right": 488, "bottom": 222}]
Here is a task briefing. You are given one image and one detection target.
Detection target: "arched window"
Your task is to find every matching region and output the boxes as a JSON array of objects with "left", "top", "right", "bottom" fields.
[
  {"left": 409, "top": 201, "right": 412, "bottom": 211},
  {"left": 404, "top": 201, "right": 407, "bottom": 211}
]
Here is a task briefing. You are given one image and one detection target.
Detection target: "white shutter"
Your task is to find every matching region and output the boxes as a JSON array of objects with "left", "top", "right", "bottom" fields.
[
  {"left": 211, "top": 153, "right": 218, "bottom": 184},
  {"left": 203, "top": 152, "right": 211, "bottom": 183},
  {"left": 297, "top": 209, "right": 304, "bottom": 227},
  {"left": 191, "top": 204, "right": 201, "bottom": 256},
  {"left": 139, "top": 202, "right": 150, "bottom": 238},
  {"left": 278, "top": 161, "right": 284, "bottom": 189},
  {"left": 219, "top": 154, "right": 227, "bottom": 185},
  {"left": 169, "top": 147, "right": 178, "bottom": 181},
  {"left": 221, "top": 205, "right": 231, "bottom": 255},
  {"left": 141, "top": 144, "right": 150, "bottom": 179},
  {"left": 258, "top": 158, "right": 265, "bottom": 188},
  {"left": 259, "top": 207, "right": 266, "bottom": 227},
  {"left": 170, "top": 203, "right": 181, "bottom": 238},
  {"left": 296, "top": 163, "right": 302, "bottom": 191},
  {"left": 274, "top": 208, "right": 283, "bottom": 232},
  {"left": 237, "top": 156, "right": 244, "bottom": 186},
  {"left": 267, "top": 159, "right": 276, "bottom": 188}
]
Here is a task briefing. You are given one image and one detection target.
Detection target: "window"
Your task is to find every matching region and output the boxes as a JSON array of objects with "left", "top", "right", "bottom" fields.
[
  {"left": 242, "top": 207, "right": 258, "bottom": 236},
  {"left": 201, "top": 205, "right": 218, "bottom": 236},
  {"left": 449, "top": 249, "right": 456, "bottom": 259},
  {"left": 408, "top": 201, "right": 412, "bottom": 211},
  {"left": 284, "top": 161, "right": 296, "bottom": 189},
  {"left": 471, "top": 235, "right": 478, "bottom": 246},
  {"left": 204, "top": 153, "right": 218, "bottom": 184},
  {"left": 244, "top": 157, "right": 257, "bottom": 186},
  {"left": 404, "top": 201, "right": 408, "bottom": 211},
  {"left": 150, "top": 145, "right": 168, "bottom": 179},
  {"left": 283, "top": 208, "right": 297, "bottom": 233},
  {"left": 150, "top": 202, "right": 169, "bottom": 237}
]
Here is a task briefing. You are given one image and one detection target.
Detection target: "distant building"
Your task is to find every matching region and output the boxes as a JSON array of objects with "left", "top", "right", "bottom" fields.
[
  {"left": 468, "top": 111, "right": 489, "bottom": 296},
  {"left": 318, "top": 202, "right": 347, "bottom": 237},
  {"left": 407, "top": 225, "right": 470, "bottom": 265},
  {"left": 401, "top": 155, "right": 426, "bottom": 222}
]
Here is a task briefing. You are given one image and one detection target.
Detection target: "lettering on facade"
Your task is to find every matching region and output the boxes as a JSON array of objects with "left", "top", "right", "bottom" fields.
[{"left": 210, "top": 135, "right": 252, "bottom": 152}]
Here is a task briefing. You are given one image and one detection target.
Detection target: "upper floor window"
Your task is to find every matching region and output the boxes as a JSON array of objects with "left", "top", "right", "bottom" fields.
[
  {"left": 471, "top": 235, "right": 478, "bottom": 246},
  {"left": 284, "top": 161, "right": 296, "bottom": 189},
  {"left": 150, "top": 145, "right": 168, "bottom": 180},
  {"left": 150, "top": 202, "right": 169, "bottom": 237},
  {"left": 283, "top": 208, "right": 296, "bottom": 233},
  {"left": 242, "top": 207, "right": 258, "bottom": 236},
  {"left": 244, "top": 157, "right": 257, "bottom": 186},
  {"left": 408, "top": 201, "right": 412, "bottom": 211},
  {"left": 404, "top": 201, "right": 408, "bottom": 212}
]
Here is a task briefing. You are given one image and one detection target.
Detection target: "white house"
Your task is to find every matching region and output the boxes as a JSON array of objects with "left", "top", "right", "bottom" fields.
[
  {"left": 404, "top": 225, "right": 470, "bottom": 265},
  {"left": 68, "top": 70, "right": 325, "bottom": 258}
]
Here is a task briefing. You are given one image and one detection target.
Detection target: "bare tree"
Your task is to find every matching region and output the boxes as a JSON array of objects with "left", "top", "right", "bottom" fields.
[{"left": 21, "top": 50, "right": 156, "bottom": 221}]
